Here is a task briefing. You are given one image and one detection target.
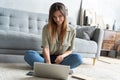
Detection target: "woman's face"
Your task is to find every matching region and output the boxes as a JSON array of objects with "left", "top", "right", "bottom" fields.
[{"left": 53, "top": 10, "right": 65, "bottom": 26}]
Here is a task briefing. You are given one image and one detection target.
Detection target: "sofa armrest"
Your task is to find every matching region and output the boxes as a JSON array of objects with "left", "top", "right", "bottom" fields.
[{"left": 92, "top": 28, "right": 104, "bottom": 58}]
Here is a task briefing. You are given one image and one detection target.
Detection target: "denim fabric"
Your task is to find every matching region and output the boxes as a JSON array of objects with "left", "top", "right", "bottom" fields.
[{"left": 24, "top": 50, "right": 82, "bottom": 69}]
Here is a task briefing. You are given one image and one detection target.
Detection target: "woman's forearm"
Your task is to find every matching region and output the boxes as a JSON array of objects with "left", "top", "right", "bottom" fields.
[
  {"left": 62, "top": 50, "right": 72, "bottom": 58},
  {"left": 55, "top": 50, "right": 72, "bottom": 64},
  {"left": 43, "top": 47, "right": 51, "bottom": 63}
]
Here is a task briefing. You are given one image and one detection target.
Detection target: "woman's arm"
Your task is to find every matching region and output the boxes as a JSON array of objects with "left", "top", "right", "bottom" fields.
[
  {"left": 55, "top": 50, "right": 72, "bottom": 64},
  {"left": 43, "top": 47, "right": 51, "bottom": 64},
  {"left": 61, "top": 50, "right": 72, "bottom": 58},
  {"left": 55, "top": 28, "right": 76, "bottom": 64},
  {"left": 42, "top": 25, "right": 51, "bottom": 64}
]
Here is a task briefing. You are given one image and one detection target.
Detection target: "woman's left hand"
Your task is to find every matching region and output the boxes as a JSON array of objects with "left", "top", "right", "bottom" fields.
[{"left": 55, "top": 55, "right": 64, "bottom": 64}]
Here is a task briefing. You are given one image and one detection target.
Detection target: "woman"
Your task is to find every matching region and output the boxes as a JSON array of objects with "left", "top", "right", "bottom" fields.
[{"left": 24, "top": 2, "right": 82, "bottom": 70}]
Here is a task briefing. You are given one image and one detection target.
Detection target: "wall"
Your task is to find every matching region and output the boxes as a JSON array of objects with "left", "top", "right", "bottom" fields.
[
  {"left": 97, "top": 0, "right": 120, "bottom": 30},
  {"left": 1, "top": 0, "right": 119, "bottom": 30},
  {"left": 0, "top": 0, "right": 81, "bottom": 24},
  {"left": 82, "top": 0, "right": 120, "bottom": 30}
]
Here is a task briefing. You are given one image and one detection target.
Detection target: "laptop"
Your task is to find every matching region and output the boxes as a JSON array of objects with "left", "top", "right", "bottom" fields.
[{"left": 33, "top": 62, "right": 70, "bottom": 80}]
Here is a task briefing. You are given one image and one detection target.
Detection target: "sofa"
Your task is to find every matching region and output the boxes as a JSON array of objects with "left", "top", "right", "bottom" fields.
[{"left": 0, "top": 7, "right": 104, "bottom": 64}]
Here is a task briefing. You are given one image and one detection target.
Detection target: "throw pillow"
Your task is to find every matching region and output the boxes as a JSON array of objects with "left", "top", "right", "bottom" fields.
[
  {"left": 82, "top": 32, "right": 90, "bottom": 40},
  {"left": 76, "top": 26, "right": 95, "bottom": 40}
]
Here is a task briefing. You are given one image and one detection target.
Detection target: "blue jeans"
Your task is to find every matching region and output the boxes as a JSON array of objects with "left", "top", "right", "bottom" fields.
[{"left": 24, "top": 50, "right": 82, "bottom": 69}]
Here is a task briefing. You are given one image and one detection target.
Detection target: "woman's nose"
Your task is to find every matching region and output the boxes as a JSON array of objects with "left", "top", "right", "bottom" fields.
[{"left": 56, "top": 17, "right": 60, "bottom": 21}]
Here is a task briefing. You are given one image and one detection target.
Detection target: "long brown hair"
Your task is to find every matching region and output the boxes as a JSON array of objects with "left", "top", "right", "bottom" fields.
[{"left": 48, "top": 2, "right": 68, "bottom": 44}]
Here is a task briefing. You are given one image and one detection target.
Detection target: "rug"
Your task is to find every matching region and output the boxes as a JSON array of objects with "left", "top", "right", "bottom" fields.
[
  {"left": 98, "top": 56, "right": 120, "bottom": 64},
  {"left": 0, "top": 57, "right": 120, "bottom": 80}
]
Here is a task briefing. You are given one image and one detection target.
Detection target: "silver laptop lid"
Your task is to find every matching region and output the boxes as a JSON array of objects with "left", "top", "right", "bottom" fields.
[{"left": 34, "top": 62, "right": 70, "bottom": 80}]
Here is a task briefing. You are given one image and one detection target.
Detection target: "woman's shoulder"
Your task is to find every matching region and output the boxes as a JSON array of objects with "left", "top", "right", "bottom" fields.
[{"left": 43, "top": 24, "right": 48, "bottom": 30}]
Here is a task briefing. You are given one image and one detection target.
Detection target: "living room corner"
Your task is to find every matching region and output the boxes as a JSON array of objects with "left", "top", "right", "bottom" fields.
[{"left": 0, "top": 0, "right": 120, "bottom": 80}]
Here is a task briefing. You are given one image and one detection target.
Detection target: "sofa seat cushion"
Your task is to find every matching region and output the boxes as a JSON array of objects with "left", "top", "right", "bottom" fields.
[
  {"left": 74, "top": 38, "right": 97, "bottom": 53},
  {"left": 0, "top": 30, "right": 42, "bottom": 51}
]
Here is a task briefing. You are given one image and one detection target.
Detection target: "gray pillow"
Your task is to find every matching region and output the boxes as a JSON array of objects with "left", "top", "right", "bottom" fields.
[
  {"left": 81, "top": 32, "right": 90, "bottom": 40},
  {"left": 76, "top": 26, "right": 95, "bottom": 40}
]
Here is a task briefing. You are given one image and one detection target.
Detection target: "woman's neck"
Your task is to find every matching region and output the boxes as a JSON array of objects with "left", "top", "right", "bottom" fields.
[
  {"left": 57, "top": 24, "right": 62, "bottom": 28},
  {"left": 57, "top": 26, "right": 62, "bottom": 36}
]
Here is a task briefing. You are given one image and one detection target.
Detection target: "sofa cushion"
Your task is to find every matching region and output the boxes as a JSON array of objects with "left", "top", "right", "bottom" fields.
[
  {"left": 0, "top": 30, "right": 42, "bottom": 51},
  {"left": 76, "top": 26, "right": 95, "bottom": 40},
  {"left": 74, "top": 38, "right": 97, "bottom": 53}
]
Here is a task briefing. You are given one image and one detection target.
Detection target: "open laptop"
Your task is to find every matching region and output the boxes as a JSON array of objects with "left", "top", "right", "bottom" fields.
[{"left": 33, "top": 62, "right": 70, "bottom": 80}]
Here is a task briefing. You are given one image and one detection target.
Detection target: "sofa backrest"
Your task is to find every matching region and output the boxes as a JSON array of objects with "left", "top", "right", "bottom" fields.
[
  {"left": 0, "top": 7, "right": 48, "bottom": 35},
  {"left": 0, "top": 7, "right": 76, "bottom": 35}
]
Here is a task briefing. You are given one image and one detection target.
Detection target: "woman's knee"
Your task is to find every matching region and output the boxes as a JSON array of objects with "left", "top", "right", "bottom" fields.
[
  {"left": 24, "top": 50, "right": 39, "bottom": 66},
  {"left": 71, "top": 53, "right": 83, "bottom": 64},
  {"left": 24, "top": 50, "right": 39, "bottom": 57},
  {"left": 25, "top": 50, "right": 37, "bottom": 55}
]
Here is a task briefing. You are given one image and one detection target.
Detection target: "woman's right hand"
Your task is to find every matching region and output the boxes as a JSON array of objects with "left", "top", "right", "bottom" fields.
[{"left": 45, "top": 60, "right": 51, "bottom": 64}]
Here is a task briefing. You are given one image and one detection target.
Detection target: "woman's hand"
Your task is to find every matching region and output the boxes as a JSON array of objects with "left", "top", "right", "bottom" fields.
[
  {"left": 55, "top": 51, "right": 72, "bottom": 64},
  {"left": 46, "top": 62, "right": 51, "bottom": 64},
  {"left": 55, "top": 55, "right": 64, "bottom": 64}
]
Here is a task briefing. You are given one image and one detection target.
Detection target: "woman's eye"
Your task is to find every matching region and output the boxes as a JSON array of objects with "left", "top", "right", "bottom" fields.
[
  {"left": 53, "top": 16, "right": 56, "bottom": 19},
  {"left": 59, "top": 15, "right": 62, "bottom": 18}
]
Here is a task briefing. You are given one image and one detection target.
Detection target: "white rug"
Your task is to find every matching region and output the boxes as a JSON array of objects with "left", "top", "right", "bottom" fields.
[
  {"left": 75, "top": 57, "right": 120, "bottom": 80},
  {"left": 0, "top": 57, "right": 120, "bottom": 80},
  {"left": 98, "top": 56, "right": 120, "bottom": 64}
]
